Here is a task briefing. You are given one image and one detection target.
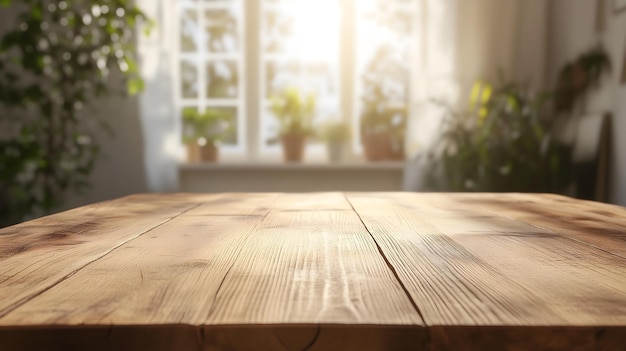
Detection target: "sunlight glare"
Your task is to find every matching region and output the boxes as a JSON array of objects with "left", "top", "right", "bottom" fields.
[{"left": 290, "top": 0, "right": 339, "bottom": 62}]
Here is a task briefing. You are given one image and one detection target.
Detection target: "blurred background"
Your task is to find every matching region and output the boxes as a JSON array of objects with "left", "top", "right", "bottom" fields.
[{"left": 0, "top": 0, "right": 624, "bottom": 226}]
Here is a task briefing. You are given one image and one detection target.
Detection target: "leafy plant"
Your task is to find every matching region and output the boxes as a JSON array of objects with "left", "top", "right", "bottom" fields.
[
  {"left": 182, "top": 108, "right": 232, "bottom": 145},
  {"left": 319, "top": 121, "right": 351, "bottom": 143},
  {"left": 425, "top": 79, "right": 573, "bottom": 193},
  {"left": 0, "top": 0, "right": 148, "bottom": 227},
  {"left": 555, "top": 45, "right": 611, "bottom": 113},
  {"left": 360, "top": 45, "right": 408, "bottom": 155},
  {"left": 270, "top": 87, "right": 316, "bottom": 137}
]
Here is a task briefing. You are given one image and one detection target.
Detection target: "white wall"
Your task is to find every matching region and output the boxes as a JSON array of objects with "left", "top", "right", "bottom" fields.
[{"left": 549, "top": 0, "right": 626, "bottom": 205}]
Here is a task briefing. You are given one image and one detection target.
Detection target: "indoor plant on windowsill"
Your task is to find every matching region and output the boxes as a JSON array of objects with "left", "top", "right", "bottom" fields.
[
  {"left": 270, "top": 88, "right": 316, "bottom": 163},
  {"left": 182, "top": 108, "right": 231, "bottom": 163},
  {"left": 359, "top": 46, "right": 408, "bottom": 161},
  {"left": 320, "top": 121, "right": 351, "bottom": 163}
]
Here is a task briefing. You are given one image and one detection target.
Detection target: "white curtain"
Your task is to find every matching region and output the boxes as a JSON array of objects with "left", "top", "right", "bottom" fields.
[
  {"left": 136, "top": 0, "right": 180, "bottom": 192},
  {"left": 403, "top": 0, "right": 549, "bottom": 190}
]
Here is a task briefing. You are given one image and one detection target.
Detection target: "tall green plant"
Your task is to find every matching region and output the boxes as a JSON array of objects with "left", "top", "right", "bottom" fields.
[
  {"left": 0, "top": 0, "right": 148, "bottom": 227},
  {"left": 425, "top": 79, "right": 573, "bottom": 193}
]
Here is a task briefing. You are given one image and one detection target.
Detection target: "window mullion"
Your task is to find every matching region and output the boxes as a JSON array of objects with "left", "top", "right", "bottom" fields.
[
  {"left": 340, "top": 0, "right": 357, "bottom": 155},
  {"left": 245, "top": 0, "right": 261, "bottom": 160}
]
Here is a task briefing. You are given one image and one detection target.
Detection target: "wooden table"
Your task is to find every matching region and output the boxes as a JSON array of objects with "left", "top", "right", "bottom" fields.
[{"left": 1, "top": 193, "right": 626, "bottom": 350}]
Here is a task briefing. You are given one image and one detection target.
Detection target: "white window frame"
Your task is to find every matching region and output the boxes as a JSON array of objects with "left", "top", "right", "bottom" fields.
[{"left": 174, "top": 0, "right": 417, "bottom": 163}]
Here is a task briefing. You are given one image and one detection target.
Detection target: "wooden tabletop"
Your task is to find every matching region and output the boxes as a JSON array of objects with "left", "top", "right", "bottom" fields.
[{"left": 1, "top": 192, "right": 626, "bottom": 350}]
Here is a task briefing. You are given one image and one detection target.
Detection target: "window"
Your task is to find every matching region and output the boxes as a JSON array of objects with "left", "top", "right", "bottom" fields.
[
  {"left": 176, "top": 0, "right": 417, "bottom": 161},
  {"left": 177, "top": 0, "right": 245, "bottom": 152}
]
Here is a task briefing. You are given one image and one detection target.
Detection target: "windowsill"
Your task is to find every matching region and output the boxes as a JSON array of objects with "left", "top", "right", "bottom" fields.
[
  {"left": 179, "top": 160, "right": 406, "bottom": 171},
  {"left": 178, "top": 159, "right": 406, "bottom": 192}
]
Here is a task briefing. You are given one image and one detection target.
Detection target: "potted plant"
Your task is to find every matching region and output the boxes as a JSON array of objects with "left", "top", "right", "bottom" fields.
[
  {"left": 182, "top": 108, "right": 231, "bottom": 163},
  {"left": 360, "top": 46, "right": 408, "bottom": 161},
  {"left": 425, "top": 79, "right": 574, "bottom": 193},
  {"left": 321, "top": 121, "right": 351, "bottom": 163},
  {"left": 270, "top": 88, "right": 316, "bottom": 162}
]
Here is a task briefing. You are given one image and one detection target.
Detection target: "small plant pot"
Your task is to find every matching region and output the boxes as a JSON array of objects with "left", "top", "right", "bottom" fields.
[
  {"left": 281, "top": 134, "right": 306, "bottom": 162},
  {"left": 362, "top": 132, "right": 391, "bottom": 161},
  {"left": 388, "top": 138, "right": 405, "bottom": 160},
  {"left": 199, "top": 142, "right": 219, "bottom": 162},
  {"left": 326, "top": 141, "right": 348, "bottom": 163},
  {"left": 187, "top": 142, "right": 218, "bottom": 163}
]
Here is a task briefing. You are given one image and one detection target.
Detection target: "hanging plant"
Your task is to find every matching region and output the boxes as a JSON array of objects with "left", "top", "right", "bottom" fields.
[{"left": 0, "top": 0, "right": 149, "bottom": 227}]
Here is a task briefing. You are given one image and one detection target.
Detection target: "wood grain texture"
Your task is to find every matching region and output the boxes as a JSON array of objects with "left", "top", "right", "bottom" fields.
[
  {"left": 0, "top": 193, "right": 424, "bottom": 350},
  {"left": 0, "top": 193, "right": 210, "bottom": 318},
  {"left": 461, "top": 192, "right": 626, "bottom": 258},
  {"left": 346, "top": 192, "right": 626, "bottom": 350},
  {"left": 2, "top": 192, "right": 626, "bottom": 350}
]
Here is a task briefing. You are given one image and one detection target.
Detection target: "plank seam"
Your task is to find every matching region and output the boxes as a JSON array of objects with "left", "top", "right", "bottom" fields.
[
  {"left": 0, "top": 201, "right": 206, "bottom": 319},
  {"left": 343, "top": 193, "right": 427, "bottom": 326}
]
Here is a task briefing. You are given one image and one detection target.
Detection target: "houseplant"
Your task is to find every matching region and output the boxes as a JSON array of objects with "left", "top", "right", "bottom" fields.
[
  {"left": 360, "top": 46, "right": 408, "bottom": 161},
  {"left": 425, "top": 79, "right": 573, "bottom": 193},
  {"left": 270, "top": 87, "right": 316, "bottom": 162},
  {"left": 182, "top": 108, "right": 232, "bottom": 163},
  {"left": 320, "top": 120, "right": 351, "bottom": 163},
  {"left": 0, "top": 0, "right": 148, "bottom": 227}
]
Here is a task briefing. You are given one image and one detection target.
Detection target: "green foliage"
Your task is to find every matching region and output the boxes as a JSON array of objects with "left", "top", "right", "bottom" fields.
[
  {"left": 555, "top": 45, "right": 611, "bottom": 113},
  {"left": 320, "top": 121, "right": 351, "bottom": 142},
  {"left": 0, "top": 0, "right": 148, "bottom": 227},
  {"left": 360, "top": 45, "right": 407, "bottom": 140},
  {"left": 270, "top": 87, "right": 316, "bottom": 137},
  {"left": 182, "top": 107, "right": 232, "bottom": 145},
  {"left": 425, "top": 79, "right": 573, "bottom": 193}
]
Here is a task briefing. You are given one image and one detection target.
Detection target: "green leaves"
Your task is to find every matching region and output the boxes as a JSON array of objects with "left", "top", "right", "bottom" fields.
[
  {"left": 0, "top": 0, "right": 150, "bottom": 227},
  {"left": 270, "top": 87, "right": 317, "bottom": 137},
  {"left": 426, "top": 79, "right": 573, "bottom": 194},
  {"left": 182, "top": 107, "right": 232, "bottom": 144}
]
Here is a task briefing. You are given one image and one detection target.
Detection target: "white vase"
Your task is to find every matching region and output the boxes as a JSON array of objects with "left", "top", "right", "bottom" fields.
[{"left": 327, "top": 141, "right": 347, "bottom": 163}]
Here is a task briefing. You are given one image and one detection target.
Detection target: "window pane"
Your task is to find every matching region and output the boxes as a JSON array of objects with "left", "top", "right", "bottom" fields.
[
  {"left": 260, "top": 0, "right": 340, "bottom": 154},
  {"left": 262, "top": 9, "right": 294, "bottom": 54},
  {"left": 205, "top": 8, "right": 239, "bottom": 53},
  {"left": 181, "top": 60, "right": 198, "bottom": 98},
  {"left": 356, "top": 0, "right": 414, "bottom": 151},
  {"left": 265, "top": 60, "right": 300, "bottom": 98},
  {"left": 180, "top": 8, "right": 199, "bottom": 52},
  {"left": 206, "top": 60, "right": 238, "bottom": 98},
  {"left": 213, "top": 107, "right": 238, "bottom": 145}
]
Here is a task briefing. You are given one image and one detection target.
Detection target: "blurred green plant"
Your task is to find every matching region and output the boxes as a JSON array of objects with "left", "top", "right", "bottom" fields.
[
  {"left": 270, "top": 87, "right": 316, "bottom": 137},
  {"left": 424, "top": 45, "right": 611, "bottom": 194},
  {"left": 360, "top": 45, "right": 407, "bottom": 139},
  {"left": 319, "top": 120, "right": 351, "bottom": 143},
  {"left": 554, "top": 45, "right": 611, "bottom": 113},
  {"left": 182, "top": 107, "right": 233, "bottom": 145},
  {"left": 425, "top": 79, "right": 573, "bottom": 193},
  {"left": 0, "top": 0, "right": 149, "bottom": 227}
]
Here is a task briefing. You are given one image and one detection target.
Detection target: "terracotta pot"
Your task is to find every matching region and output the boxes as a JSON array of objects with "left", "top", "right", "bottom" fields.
[
  {"left": 362, "top": 132, "right": 391, "bottom": 161},
  {"left": 199, "top": 142, "right": 218, "bottom": 162},
  {"left": 187, "top": 142, "right": 218, "bottom": 163},
  {"left": 388, "top": 137, "right": 405, "bottom": 160},
  {"left": 281, "top": 134, "right": 306, "bottom": 162}
]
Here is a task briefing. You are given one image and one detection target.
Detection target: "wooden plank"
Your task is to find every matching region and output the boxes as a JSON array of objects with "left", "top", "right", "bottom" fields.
[
  {"left": 0, "top": 193, "right": 210, "bottom": 318},
  {"left": 346, "top": 192, "right": 626, "bottom": 350},
  {"left": 457, "top": 192, "right": 626, "bottom": 258},
  {"left": 0, "top": 193, "right": 425, "bottom": 350},
  {"left": 0, "top": 325, "right": 425, "bottom": 351},
  {"left": 204, "top": 197, "right": 421, "bottom": 325}
]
